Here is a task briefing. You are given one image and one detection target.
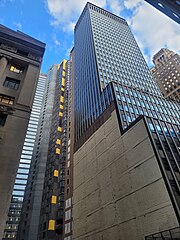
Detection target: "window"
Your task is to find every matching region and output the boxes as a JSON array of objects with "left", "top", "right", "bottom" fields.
[
  {"left": 0, "top": 114, "right": 7, "bottom": 126},
  {"left": 65, "top": 198, "right": 71, "bottom": 209},
  {"left": 0, "top": 94, "right": 14, "bottom": 105},
  {"left": 65, "top": 223, "right": 71, "bottom": 234},
  {"left": 65, "top": 210, "right": 71, "bottom": 221},
  {"left": 4, "top": 77, "right": 20, "bottom": 90},
  {"left": 10, "top": 64, "right": 24, "bottom": 74}
]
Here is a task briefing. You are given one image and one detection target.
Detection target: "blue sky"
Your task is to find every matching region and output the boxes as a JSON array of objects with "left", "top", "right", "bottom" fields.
[{"left": 0, "top": 0, "right": 179, "bottom": 74}]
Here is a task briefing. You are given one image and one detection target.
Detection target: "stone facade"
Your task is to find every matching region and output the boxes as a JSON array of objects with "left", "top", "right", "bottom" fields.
[
  {"left": 0, "top": 24, "right": 45, "bottom": 238},
  {"left": 150, "top": 48, "right": 180, "bottom": 102},
  {"left": 73, "top": 110, "right": 179, "bottom": 240}
]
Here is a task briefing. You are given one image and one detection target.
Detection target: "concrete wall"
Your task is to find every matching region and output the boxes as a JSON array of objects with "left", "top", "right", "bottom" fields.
[{"left": 73, "top": 110, "right": 179, "bottom": 240}]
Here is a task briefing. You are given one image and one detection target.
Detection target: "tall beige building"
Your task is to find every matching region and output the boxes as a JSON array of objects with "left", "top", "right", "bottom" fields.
[
  {"left": 0, "top": 24, "right": 45, "bottom": 238},
  {"left": 150, "top": 48, "right": 180, "bottom": 102}
]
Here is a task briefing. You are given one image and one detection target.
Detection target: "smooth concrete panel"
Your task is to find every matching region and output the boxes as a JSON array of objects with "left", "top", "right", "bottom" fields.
[{"left": 73, "top": 111, "right": 179, "bottom": 240}]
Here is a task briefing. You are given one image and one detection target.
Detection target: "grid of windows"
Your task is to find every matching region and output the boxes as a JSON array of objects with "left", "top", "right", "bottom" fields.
[
  {"left": 90, "top": 7, "right": 161, "bottom": 96},
  {"left": 151, "top": 49, "right": 180, "bottom": 102},
  {"left": 113, "top": 82, "right": 180, "bottom": 130},
  {"left": 74, "top": 2, "right": 163, "bottom": 143},
  {"left": 145, "top": 117, "right": 180, "bottom": 218}
]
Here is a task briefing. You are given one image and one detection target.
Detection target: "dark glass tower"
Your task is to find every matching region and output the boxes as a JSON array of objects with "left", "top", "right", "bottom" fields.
[
  {"left": 74, "top": 2, "right": 178, "bottom": 142},
  {"left": 73, "top": 2, "right": 180, "bottom": 239}
]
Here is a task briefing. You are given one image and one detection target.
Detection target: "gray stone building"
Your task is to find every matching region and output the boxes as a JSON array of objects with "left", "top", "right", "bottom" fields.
[
  {"left": 0, "top": 24, "right": 45, "bottom": 239},
  {"left": 151, "top": 48, "right": 180, "bottom": 103}
]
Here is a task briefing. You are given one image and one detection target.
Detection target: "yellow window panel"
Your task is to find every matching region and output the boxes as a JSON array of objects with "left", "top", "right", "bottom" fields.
[
  {"left": 52, "top": 195, "right": 57, "bottom": 204},
  {"left": 63, "top": 60, "right": 67, "bottom": 70},
  {"left": 62, "top": 78, "right": 65, "bottom": 87},
  {"left": 58, "top": 127, "right": 62, "bottom": 132},
  {"left": 61, "top": 87, "right": 65, "bottom": 92},
  {"left": 10, "top": 66, "right": 15, "bottom": 71},
  {"left": 62, "top": 71, "right": 66, "bottom": 77},
  {"left": 60, "top": 96, "right": 64, "bottom": 103},
  {"left": 56, "top": 139, "right": 61, "bottom": 144},
  {"left": 60, "top": 105, "right": 63, "bottom": 110},
  {"left": 54, "top": 170, "right": 59, "bottom": 177},
  {"left": 59, "top": 112, "right": 63, "bottom": 117},
  {"left": 48, "top": 220, "right": 55, "bottom": 230},
  {"left": 56, "top": 148, "right": 60, "bottom": 154}
]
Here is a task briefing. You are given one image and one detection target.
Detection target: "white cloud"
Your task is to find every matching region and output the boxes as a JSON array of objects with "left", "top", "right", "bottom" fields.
[
  {"left": 0, "top": 0, "right": 14, "bottom": 7},
  {"left": 54, "top": 39, "right": 60, "bottom": 45},
  {"left": 46, "top": 0, "right": 106, "bottom": 32},
  {"left": 128, "top": 2, "right": 180, "bottom": 64},
  {"left": 13, "top": 22, "right": 22, "bottom": 30},
  {"left": 45, "top": 0, "right": 179, "bottom": 65},
  {"left": 107, "top": 0, "right": 123, "bottom": 15},
  {"left": 124, "top": 0, "right": 143, "bottom": 9},
  {"left": 52, "top": 33, "right": 61, "bottom": 45}
]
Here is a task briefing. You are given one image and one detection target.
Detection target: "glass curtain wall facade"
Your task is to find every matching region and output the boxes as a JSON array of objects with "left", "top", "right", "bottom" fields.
[
  {"left": 74, "top": 2, "right": 180, "bottom": 229},
  {"left": 3, "top": 73, "right": 47, "bottom": 239},
  {"left": 74, "top": 2, "right": 161, "bottom": 143}
]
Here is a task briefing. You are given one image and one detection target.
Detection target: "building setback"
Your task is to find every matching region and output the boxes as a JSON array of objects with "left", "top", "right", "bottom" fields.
[
  {"left": 3, "top": 73, "right": 47, "bottom": 239},
  {"left": 150, "top": 48, "right": 180, "bottom": 103},
  {"left": 0, "top": 24, "right": 45, "bottom": 239},
  {"left": 72, "top": 3, "right": 180, "bottom": 240}
]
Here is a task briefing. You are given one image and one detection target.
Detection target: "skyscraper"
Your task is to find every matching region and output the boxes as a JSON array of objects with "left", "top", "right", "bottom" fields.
[
  {"left": 63, "top": 49, "right": 74, "bottom": 240},
  {"left": 150, "top": 48, "right": 180, "bottom": 102},
  {"left": 17, "top": 60, "right": 71, "bottom": 240},
  {"left": 0, "top": 24, "right": 45, "bottom": 238},
  {"left": 17, "top": 64, "right": 59, "bottom": 240},
  {"left": 73, "top": 3, "right": 180, "bottom": 240},
  {"left": 3, "top": 73, "right": 47, "bottom": 239},
  {"left": 37, "top": 60, "right": 69, "bottom": 240},
  {"left": 144, "top": 0, "right": 180, "bottom": 24}
]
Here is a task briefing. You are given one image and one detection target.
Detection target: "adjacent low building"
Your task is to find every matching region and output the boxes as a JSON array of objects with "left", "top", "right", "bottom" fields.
[
  {"left": 150, "top": 48, "right": 180, "bottom": 103},
  {"left": 0, "top": 24, "right": 45, "bottom": 239}
]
